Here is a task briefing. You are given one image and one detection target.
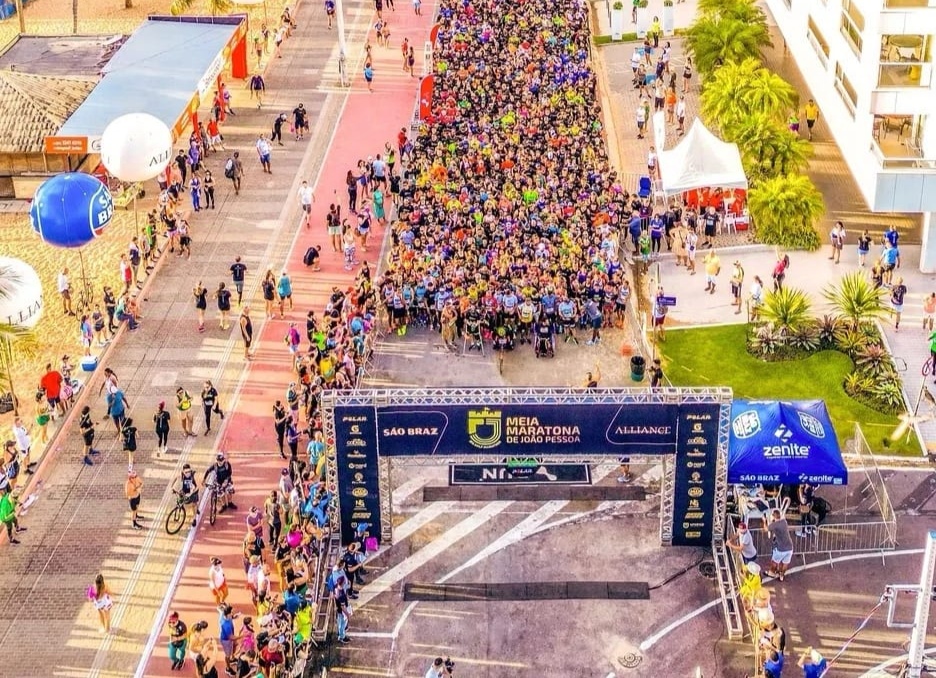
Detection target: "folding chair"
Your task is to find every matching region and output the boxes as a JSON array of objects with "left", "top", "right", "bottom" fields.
[
  {"left": 637, "top": 175, "right": 652, "bottom": 199},
  {"left": 652, "top": 180, "right": 666, "bottom": 206}
]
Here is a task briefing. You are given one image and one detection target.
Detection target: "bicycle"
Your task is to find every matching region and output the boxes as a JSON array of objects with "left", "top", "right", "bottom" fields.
[
  {"left": 206, "top": 482, "right": 221, "bottom": 526},
  {"left": 73, "top": 275, "right": 95, "bottom": 316},
  {"left": 165, "top": 490, "right": 192, "bottom": 535}
]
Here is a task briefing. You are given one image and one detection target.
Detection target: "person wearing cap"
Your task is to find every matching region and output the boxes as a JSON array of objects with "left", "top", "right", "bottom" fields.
[
  {"left": 204, "top": 453, "right": 236, "bottom": 512},
  {"left": 208, "top": 557, "right": 228, "bottom": 605},
  {"left": 728, "top": 520, "right": 757, "bottom": 565},
  {"left": 125, "top": 468, "right": 143, "bottom": 530},
  {"left": 798, "top": 647, "right": 827, "bottom": 678},
  {"left": 166, "top": 610, "right": 189, "bottom": 671}
]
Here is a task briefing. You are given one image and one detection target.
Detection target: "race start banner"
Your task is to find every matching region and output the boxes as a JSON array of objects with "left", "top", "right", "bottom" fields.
[{"left": 333, "top": 402, "right": 723, "bottom": 547}]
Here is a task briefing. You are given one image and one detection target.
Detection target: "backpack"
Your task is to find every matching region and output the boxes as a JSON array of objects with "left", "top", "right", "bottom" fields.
[
  {"left": 224, "top": 158, "right": 235, "bottom": 179},
  {"left": 303, "top": 247, "right": 317, "bottom": 266}
]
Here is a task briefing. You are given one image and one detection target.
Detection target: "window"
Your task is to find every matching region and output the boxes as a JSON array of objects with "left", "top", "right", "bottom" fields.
[
  {"left": 841, "top": 0, "right": 865, "bottom": 57},
  {"left": 879, "top": 35, "right": 932, "bottom": 87},
  {"left": 807, "top": 17, "right": 830, "bottom": 66},
  {"left": 835, "top": 63, "right": 858, "bottom": 115}
]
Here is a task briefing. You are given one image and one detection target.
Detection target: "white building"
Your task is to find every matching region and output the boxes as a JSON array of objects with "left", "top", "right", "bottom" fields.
[{"left": 764, "top": 0, "right": 936, "bottom": 269}]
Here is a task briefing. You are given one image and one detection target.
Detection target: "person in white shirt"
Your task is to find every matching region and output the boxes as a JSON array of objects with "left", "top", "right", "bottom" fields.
[
  {"left": 297, "top": 181, "right": 315, "bottom": 228},
  {"left": 208, "top": 557, "right": 228, "bottom": 604},
  {"left": 256, "top": 135, "right": 272, "bottom": 174},
  {"left": 675, "top": 94, "right": 687, "bottom": 136},
  {"left": 12, "top": 417, "right": 35, "bottom": 474},
  {"left": 57, "top": 267, "right": 74, "bottom": 316}
]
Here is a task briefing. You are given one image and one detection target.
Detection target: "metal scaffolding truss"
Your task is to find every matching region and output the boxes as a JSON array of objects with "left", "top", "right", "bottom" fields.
[
  {"left": 322, "top": 387, "right": 732, "bottom": 549},
  {"left": 323, "top": 386, "right": 732, "bottom": 407}
]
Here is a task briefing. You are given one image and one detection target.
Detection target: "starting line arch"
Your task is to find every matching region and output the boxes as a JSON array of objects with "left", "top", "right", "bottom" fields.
[{"left": 323, "top": 387, "right": 732, "bottom": 549}]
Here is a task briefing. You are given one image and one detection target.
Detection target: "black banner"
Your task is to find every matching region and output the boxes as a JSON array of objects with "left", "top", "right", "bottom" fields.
[
  {"left": 450, "top": 463, "right": 591, "bottom": 485},
  {"left": 671, "top": 404, "right": 721, "bottom": 546},
  {"left": 334, "top": 406, "right": 382, "bottom": 545}
]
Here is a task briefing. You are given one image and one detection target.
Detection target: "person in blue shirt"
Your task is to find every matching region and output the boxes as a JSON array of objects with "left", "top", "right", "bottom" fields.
[
  {"left": 628, "top": 213, "right": 642, "bottom": 254},
  {"left": 283, "top": 582, "right": 302, "bottom": 616},
  {"left": 218, "top": 603, "right": 236, "bottom": 661},
  {"left": 277, "top": 271, "right": 293, "bottom": 315},
  {"left": 884, "top": 224, "right": 899, "bottom": 249},
  {"left": 763, "top": 649, "right": 783, "bottom": 678},
  {"left": 882, "top": 242, "right": 899, "bottom": 286},
  {"left": 649, "top": 213, "right": 664, "bottom": 255},
  {"left": 798, "top": 648, "right": 827, "bottom": 678}
]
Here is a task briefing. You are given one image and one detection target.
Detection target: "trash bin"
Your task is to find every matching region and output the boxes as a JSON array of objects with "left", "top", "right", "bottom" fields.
[{"left": 630, "top": 355, "right": 646, "bottom": 382}]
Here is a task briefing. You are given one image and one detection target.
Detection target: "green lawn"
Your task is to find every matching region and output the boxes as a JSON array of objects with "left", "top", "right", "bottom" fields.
[{"left": 658, "top": 324, "right": 917, "bottom": 456}]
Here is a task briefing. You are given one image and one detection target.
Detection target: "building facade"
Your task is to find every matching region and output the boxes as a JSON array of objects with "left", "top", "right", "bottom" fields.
[{"left": 764, "top": 0, "right": 936, "bottom": 269}]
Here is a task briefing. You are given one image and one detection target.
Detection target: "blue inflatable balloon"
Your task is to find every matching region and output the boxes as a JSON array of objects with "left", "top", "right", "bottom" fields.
[{"left": 30, "top": 173, "right": 114, "bottom": 249}]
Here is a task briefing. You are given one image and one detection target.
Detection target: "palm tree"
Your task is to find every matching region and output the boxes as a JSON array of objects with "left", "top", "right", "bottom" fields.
[
  {"left": 726, "top": 115, "right": 812, "bottom": 182},
  {"left": 698, "top": 0, "right": 770, "bottom": 32},
  {"left": 0, "top": 266, "right": 38, "bottom": 416},
  {"left": 744, "top": 68, "right": 797, "bottom": 118},
  {"left": 823, "top": 271, "right": 888, "bottom": 331},
  {"left": 685, "top": 16, "right": 771, "bottom": 79},
  {"left": 748, "top": 174, "right": 825, "bottom": 250},
  {"left": 700, "top": 58, "right": 761, "bottom": 128},
  {"left": 759, "top": 286, "right": 813, "bottom": 335},
  {"left": 170, "top": 0, "right": 232, "bottom": 15}
]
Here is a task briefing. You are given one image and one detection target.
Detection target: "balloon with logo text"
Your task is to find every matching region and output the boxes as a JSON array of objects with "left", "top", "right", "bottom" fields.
[
  {"left": 99, "top": 112, "right": 173, "bottom": 182},
  {"left": 29, "top": 172, "right": 114, "bottom": 249},
  {"left": 0, "top": 257, "right": 43, "bottom": 328}
]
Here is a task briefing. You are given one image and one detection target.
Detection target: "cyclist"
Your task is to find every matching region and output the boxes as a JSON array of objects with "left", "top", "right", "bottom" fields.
[
  {"left": 204, "top": 452, "right": 237, "bottom": 513},
  {"left": 173, "top": 463, "right": 200, "bottom": 528}
]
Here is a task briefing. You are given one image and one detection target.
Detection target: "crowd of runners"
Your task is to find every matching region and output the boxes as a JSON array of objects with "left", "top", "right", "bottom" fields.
[{"left": 364, "top": 0, "right": 642, "bottom": 362}]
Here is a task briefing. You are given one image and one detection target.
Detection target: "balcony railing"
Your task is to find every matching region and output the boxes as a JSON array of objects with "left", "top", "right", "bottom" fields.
[
  {"left": 878, "top": 61, "right": 932, "bottom": 87},
  {"left": 870, "top": 138, "right": 936, "bottom": 169},
  {"left": 884, "top": 0, "right": 931, "bottom": 7}
]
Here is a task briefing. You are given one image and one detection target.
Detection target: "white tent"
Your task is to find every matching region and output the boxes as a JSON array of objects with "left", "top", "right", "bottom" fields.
[{"left": 658, "top": 120, "right": 748, "bottom": 196}]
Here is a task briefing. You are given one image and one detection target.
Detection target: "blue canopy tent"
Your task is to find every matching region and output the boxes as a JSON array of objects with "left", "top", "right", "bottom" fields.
[{"left": 728, "top": 400, "right": 847, "bottom": 485}]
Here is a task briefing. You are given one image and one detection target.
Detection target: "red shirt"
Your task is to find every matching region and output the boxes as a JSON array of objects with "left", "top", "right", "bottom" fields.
[{"left": 40, "top": 370, "right": 63, "bottom": 399}]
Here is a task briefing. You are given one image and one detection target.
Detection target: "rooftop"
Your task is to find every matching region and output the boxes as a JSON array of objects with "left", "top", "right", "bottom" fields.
[
  {"left": 0, "top": 70, "right": 98, "bottom": 153},
  {"left": 0, "top": 34, "right": 124, "bottom": 77}
]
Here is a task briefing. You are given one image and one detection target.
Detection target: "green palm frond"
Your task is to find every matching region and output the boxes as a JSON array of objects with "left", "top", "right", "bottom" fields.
[
  {"left": 759, "top": 286, "right": 813, "bottom": 334},
  {"left": 822, "top": 271, "right": 888, "bottom": 331},
  {"left": 748, "top": 174, "right": 825, "bottom": 250}
]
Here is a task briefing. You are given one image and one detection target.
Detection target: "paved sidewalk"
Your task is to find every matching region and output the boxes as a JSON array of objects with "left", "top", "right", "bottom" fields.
[
  {"left": 0, "top": 1, "right": 381, "bottom": 675},
  {"left": 141, "top": 2, "right": 439, "bottom": 677}
]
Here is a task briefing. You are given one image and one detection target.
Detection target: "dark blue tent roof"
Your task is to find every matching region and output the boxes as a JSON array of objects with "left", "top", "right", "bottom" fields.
[{"left": 729, "top": 400, "right": 847, "bottom": 485}]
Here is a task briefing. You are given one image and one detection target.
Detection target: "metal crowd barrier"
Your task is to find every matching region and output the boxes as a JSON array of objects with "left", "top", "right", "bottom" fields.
[{"left": 743, "top": 519, "right": 897, "bottom": 567}]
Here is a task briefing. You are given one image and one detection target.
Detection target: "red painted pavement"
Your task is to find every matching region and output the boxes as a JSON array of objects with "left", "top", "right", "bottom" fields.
[{"left": 143, "top": 4, "right": 436, "bottom": 674}]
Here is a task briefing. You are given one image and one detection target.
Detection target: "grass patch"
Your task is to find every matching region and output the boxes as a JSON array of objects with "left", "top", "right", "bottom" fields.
[{"left": 658, "top": 324, "right": 917, "bottom": 456}]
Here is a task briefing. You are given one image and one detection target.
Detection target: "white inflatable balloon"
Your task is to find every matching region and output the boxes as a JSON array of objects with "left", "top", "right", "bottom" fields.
[
  {"left": 100, "top": 113, "right": 173, "bottom": 182},
  {"left": 0, "top": 257, "right": 43, "bottom": 328}
]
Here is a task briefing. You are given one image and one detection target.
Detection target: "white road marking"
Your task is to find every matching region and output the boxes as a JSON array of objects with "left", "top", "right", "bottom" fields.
[
  {"left": 393, "top": 501, "right": 454, "bottom": 543},
  {"left": 130, "top": 34, "right": 359, "bottom": 678},
  {"left": 393, "top": 472, "right": 433, "bottom": 506},
  {"left": 354, "top": 502, "right": 512, "bottom": 609},
  {"left": 639, "top": 548, "right": 927, "bottom": 652},
  {"left": 438, "top": 500, "right": 569, "bottom": 583}
]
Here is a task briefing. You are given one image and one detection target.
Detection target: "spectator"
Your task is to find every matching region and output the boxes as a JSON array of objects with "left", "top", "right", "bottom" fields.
[{"left": 766, "top": 509, "right": 794, "bottom": 582}]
